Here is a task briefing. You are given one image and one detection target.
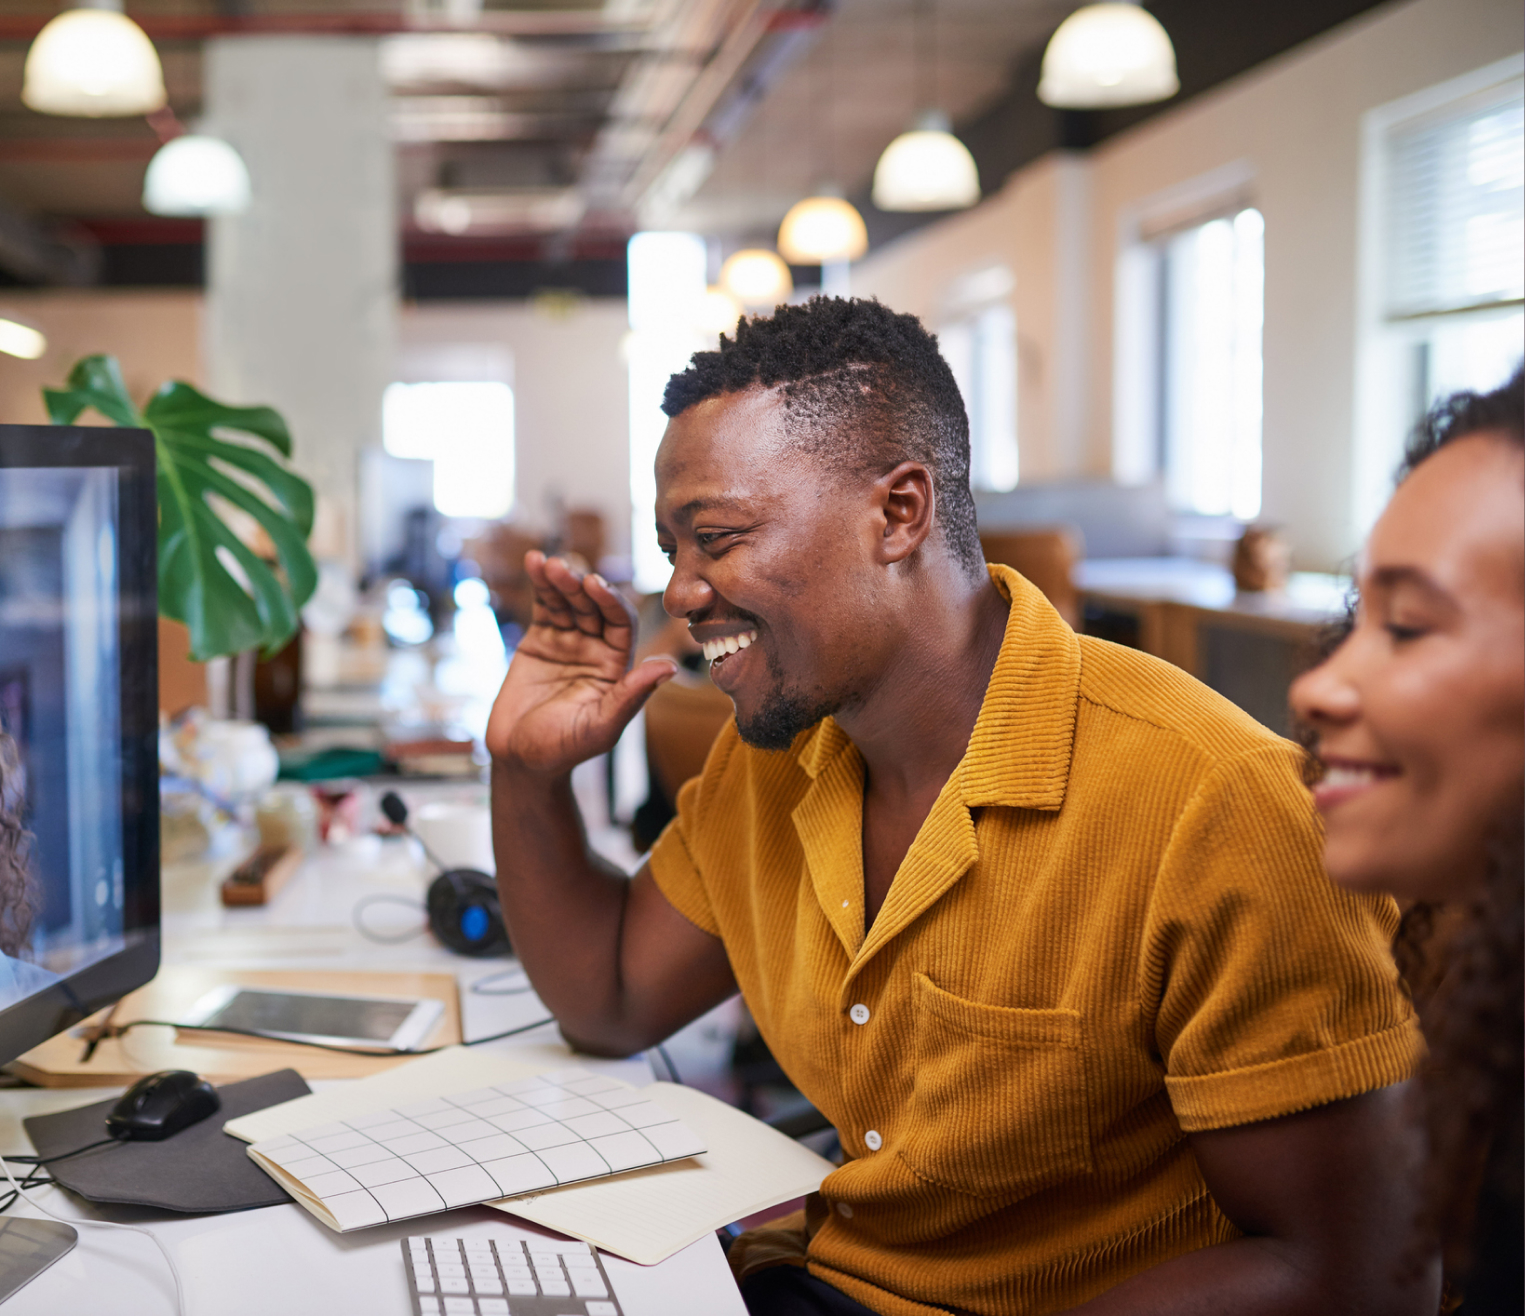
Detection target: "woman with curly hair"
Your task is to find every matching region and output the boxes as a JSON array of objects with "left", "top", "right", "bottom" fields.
[{"left": 1291, "top": 366, "right": 1524, "bottom": 1314}]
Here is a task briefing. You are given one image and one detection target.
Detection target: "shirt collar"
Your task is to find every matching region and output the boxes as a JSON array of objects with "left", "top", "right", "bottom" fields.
[{"left": 795, "top": 563, "right": 1080, "bottom": 811}]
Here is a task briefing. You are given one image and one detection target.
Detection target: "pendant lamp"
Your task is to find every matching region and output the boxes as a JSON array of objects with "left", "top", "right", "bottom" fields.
[
  {"left": 23, "top": 0, "right": 166, "bottom": 118},
  {"left": 720, "top": 249, "right": 793, "bottom": 308},
  {"left": 143, "top": 135, "right": 252, "bottom": 216},
  {"left": 1038, "top": 2, "right": 1178, "bottom": 109},
  {"left": 871, "top": 1, "right": 979, "bottom": 213},
  {"left": 698, "top": 285, "right": 744, "bottom": 338},
  {"left": 777, "top": 194, "right": 868, "bottom": 265},
  {"left": 872, "top": 111, "right": 979, "bottom": 212}
]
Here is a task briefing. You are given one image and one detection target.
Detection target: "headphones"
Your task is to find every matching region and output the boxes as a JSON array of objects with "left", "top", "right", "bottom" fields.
[{"left": 379, "top": 792, "right": 511, "bottom": 957}]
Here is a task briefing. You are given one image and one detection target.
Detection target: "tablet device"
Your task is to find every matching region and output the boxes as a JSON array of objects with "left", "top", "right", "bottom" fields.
[{"left": 180, "top": 986, "right": 445, "bottom": 1052}]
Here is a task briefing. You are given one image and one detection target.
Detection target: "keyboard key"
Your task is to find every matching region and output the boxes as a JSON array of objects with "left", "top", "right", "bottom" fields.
[
  {"left": 471, "top": 1277, "right": 502, "bottom": 1295},
  {"left": 500, "top": 1264, "right": 532, "bottom": 1280},
  {"left": 586, "top": 1304, "right": 617, "bottom": 1316},
  {"left": 528, "top": 1252, "right": 560, "bottom": 1267},
  {"left": 438, "top": 1277, "right": 470, "bottom": 1294},
  {"left": 414, "top": 1270, "right": 435, "bottom": 1293},
  {"left": 478, "top": 1302, "right": 509, "bottom": 1316},
  {"left": 507, "top": 1279, "right": 537, "bottom": 1294},
  {"left": 443, "top": 1299, "right": 474, "bottom": 1315},
  {"left": 417, "top": 1299, "right": 440, "bottom": 1316},
  {"left": 539, "top": 1278, "right": 571, "bottom": 1296},
  {"left": 570, "top": 1269, "right": 609, "bottom": 1298},
  {"left": 435, "top": 1263, "right": 465, "bottom": 1278}
]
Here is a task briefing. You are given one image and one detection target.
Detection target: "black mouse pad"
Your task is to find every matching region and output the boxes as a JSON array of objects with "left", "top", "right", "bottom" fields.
[{"left": 22, "top": 1068, "right": 311, "bottom": 1214}]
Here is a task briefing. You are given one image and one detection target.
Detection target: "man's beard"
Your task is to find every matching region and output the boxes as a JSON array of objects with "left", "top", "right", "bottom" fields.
[{"left": 731, "top": 646, "right": 842, "bottom": 752}]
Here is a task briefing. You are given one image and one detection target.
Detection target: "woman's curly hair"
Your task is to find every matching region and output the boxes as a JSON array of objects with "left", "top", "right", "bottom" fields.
[
  {"left": 1302, "top": 365, "right": 1523, "bottom": 1288},
  {"left": 0, "top": 730, "right": 36, "bottom": 958}
]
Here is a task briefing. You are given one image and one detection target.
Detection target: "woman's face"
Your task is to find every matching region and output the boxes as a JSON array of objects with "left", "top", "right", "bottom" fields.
[{"left": 1290, "top": 432, "right": 1525, "bottom": 902}]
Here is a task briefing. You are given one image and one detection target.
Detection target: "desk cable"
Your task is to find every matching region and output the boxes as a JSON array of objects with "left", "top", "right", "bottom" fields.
[{"left": 0, "top": 1148, "right": 185, "bottom": 1316}]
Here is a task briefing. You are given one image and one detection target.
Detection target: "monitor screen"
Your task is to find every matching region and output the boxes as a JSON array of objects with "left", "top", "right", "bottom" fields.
[{"left": 0, "top": 425, "right": 158, "bottom": 1065}]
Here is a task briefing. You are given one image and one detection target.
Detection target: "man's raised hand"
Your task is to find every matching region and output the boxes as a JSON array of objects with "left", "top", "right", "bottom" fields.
[{"left": 485, "top": 552, "right": 677, "bottom": 774}]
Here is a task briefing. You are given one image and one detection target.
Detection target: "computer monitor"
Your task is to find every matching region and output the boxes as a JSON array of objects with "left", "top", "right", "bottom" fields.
[{"left": 0, "top": 424, "right": 159, "bottom": 1067}]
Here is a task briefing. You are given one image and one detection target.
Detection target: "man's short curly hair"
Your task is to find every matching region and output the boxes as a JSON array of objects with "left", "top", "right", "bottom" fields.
[{"left": 661, "top": 296, "right": 983, "bottom": 574}]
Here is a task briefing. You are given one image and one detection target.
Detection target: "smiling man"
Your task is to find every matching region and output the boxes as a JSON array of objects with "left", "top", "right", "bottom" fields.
[{"left": 486, "top": 298, "right": 1432, "bottom": 1316}]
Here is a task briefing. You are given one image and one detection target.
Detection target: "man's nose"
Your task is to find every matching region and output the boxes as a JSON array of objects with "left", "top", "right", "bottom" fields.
[{"left": 663, "top": 550, "right": 716, "bottom": 620}]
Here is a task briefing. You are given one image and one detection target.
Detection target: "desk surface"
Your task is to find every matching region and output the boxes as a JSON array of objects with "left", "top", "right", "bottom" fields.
[
  {"left": 1075, "top": 557, "right": 1350, "bottom": 625},
  {"left": 0, "top": 774, "right": 746, "bottom": 1315}
]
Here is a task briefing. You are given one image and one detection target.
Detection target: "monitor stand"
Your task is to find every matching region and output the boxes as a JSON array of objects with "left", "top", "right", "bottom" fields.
[{"left": 0, "top": 1218, "right": 76, "bottom": 1305}]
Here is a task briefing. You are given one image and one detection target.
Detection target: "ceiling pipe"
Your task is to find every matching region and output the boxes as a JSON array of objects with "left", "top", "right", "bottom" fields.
[{"left": 0, "top": 11, "right": 650, "bottom": 42}]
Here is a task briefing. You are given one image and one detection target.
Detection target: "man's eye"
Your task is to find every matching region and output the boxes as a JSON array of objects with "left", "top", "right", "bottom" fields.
[
  {"left": 1384, "top": 623, "right": 1427, "bottom": 643},
  {"left": 696, "top": 532, "right": 733, "bottom": 550}
]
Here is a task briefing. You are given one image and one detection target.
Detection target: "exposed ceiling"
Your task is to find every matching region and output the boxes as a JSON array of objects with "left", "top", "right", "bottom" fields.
[
  {"left": 0, "top": 0, "right": 1396, "bottom": 288},
  {"left": 0, "top": 0, "right": 1066, "bottom": 273}
]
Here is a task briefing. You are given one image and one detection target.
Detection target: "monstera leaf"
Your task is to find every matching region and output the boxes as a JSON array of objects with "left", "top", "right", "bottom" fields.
[{"left": 44, "top": 355, "right": 317, "bottom": 662}]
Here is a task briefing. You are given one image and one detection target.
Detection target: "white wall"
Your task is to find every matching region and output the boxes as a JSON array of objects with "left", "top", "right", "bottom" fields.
[
  {"left": 853, "top": 0, "right": 1523, "bottom": 570},
  {"left": 396, "top": 299, "right": 632, "bottom": 557}
]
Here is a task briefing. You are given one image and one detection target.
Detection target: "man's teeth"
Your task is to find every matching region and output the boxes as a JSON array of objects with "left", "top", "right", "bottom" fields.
[
  {"left": 1323, "top": 764, "right": 1382, "bottom": 788},
  {"left": 702, "top": 631, "right": 757, "bottom": 663}
]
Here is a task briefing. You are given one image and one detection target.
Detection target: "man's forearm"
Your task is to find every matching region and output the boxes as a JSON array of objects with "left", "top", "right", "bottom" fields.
[
  {"left": 490, "top": 759, "right": 642, "bottom": 1053},
  {"left": 1063, "top": 1233, "right": 1437, "bottom": 1316}
]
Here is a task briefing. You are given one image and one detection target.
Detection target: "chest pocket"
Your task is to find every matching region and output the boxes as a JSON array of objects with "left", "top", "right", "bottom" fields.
[{"left": 898, "top": 972, "right": 1094, "bottom": 1201}]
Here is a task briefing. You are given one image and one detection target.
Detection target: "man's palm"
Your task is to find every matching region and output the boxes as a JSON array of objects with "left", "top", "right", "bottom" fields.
[{"left": 486, "top": 553, "right": 674, "bottom": 773}]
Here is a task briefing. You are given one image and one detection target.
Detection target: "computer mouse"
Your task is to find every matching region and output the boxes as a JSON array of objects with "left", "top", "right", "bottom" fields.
[{"left": 106, "top": 1070, "right": 220, "bottom": 1141}]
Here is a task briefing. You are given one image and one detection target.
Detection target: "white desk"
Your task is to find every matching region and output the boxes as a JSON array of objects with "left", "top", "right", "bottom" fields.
[{"left": 0, "top": 786, "right": 747, "bottom": 1316}]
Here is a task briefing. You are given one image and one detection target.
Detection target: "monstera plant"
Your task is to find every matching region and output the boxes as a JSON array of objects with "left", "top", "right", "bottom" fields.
[{"left": 44, "top": 355, "right": 317, "bottom": 662}]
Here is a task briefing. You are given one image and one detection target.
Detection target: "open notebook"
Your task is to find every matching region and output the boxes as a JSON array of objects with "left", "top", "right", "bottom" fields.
[
  {"left": 229, "top": 1046, "right": 835, "bottom": 1263},
  {"left": 245, "top": 1067, "right": 706, "bottom": 1232}
]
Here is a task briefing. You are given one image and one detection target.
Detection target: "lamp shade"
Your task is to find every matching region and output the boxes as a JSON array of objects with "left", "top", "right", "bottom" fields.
[
  {"left": 720, "top": 249, "right": 793, "bottom": 307},
  {"left": 1038, "top": 2, "right": 1178, "bottom": 109},
  {"left": 143, "top": 136, "right": 251, "bottom": 216},
  {"left": 23, "top": 4, "right": 166, "bottom": 118},
  {"left": 698, "top": 285, "right": 743, "bottom": 337},
  {"left": 871, "top": 112, "right": 980, "bottom": 213},
  {"left": 777, "top": 195, "right": 868, "bottom": 264}
]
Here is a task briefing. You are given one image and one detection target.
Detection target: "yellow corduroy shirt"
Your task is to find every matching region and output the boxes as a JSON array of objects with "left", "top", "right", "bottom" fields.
[{"left": 649, "top": 565, "right": 1421, "bottom": 1316}]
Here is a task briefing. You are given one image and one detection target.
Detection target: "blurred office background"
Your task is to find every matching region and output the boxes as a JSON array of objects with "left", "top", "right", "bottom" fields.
[{"left": 0, "top": 0, "right": 1518, "bottom": 1095}]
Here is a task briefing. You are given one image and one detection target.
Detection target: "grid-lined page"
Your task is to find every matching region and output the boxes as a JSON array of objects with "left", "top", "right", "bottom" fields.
[{"left": 249, "top": 1067, "right": 706, "bottom": 1231}]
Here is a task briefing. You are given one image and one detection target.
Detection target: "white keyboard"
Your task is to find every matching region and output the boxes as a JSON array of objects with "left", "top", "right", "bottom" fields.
[{"left": 404, "top": 1235, "right": 623, "bottom": 1316}]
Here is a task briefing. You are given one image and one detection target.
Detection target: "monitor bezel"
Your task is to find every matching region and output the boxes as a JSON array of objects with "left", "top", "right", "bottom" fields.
[{"left": 0, "top": 423, "right": 159, "bottom": 1067}]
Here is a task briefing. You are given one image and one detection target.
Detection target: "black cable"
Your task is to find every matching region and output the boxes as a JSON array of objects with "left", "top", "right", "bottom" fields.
[
  {"left": 102, "top": 1014, "right": 559, "bottom": 1057},
  {"left": 654, "top": 1042, "right": 683, "bottom": 1086},
  {"left": 0, "top": 1164, "right": 53, "bottom": 1216},
  {"left": 3, "top": 1134, "right": 124, "bottom": 1165}
]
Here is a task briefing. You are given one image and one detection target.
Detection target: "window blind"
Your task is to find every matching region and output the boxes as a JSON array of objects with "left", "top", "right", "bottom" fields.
[{"left": 1385, "top": 81, "right": 1524, "bottom": 320}]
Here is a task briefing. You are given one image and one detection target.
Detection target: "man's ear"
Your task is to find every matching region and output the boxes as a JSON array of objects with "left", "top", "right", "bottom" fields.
[{"left": 873, "top": 461, "right": 935, "bottom": 564}]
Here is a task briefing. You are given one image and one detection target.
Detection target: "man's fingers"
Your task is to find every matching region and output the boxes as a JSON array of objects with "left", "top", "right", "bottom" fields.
[
  {"left": 525, "top": 552, "right": 579, "bottom": 629},
  {"left": 584, "top": 572, "right": 637, "bottom": 634},
  {"left": 539, "top": 556, "right": 609, "bottom": 639},
  {"left": 603, "top": 657, "right": 678, "bottom": 725}
]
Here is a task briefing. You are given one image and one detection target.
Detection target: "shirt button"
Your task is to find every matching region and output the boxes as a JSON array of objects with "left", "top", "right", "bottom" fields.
[
  {"left": 836, "top": 1201, "right": 854, "bottom": 1219},
  {"left": 864, "top": 1130, "right": 882, "bottom": 1151},
  {"left": 849, "top": 1003, "right": 870, "bottom": 1025}
]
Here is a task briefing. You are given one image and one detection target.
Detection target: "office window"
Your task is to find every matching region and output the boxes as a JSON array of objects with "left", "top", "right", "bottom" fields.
[
  {"left": 1385, "top": 75, "right": 1523, "bottom": 404},
  {"left": 940, "top": 300, "right": 1019, "bottom": 491},
  {"left": 1353, "top": 60, "right": 1523, "bottom": 535},
  {"left": 626, "top": 232, "right": 708, "bottom": 594},
  {"left": 382, "top": 381, "right": 515, "bottom": 521},
  {"left": 1157, "top": 208, "right": 1265, "bottom": 521}
]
